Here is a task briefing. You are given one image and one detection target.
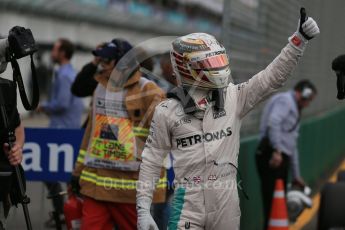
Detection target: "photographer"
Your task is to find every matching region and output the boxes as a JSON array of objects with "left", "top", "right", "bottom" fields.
[
  {"left": 1, "top": 26, "right": 41, "bottom": 230},
  {"left": 0, "top": 77, "right": 25, "bottom": 229}
]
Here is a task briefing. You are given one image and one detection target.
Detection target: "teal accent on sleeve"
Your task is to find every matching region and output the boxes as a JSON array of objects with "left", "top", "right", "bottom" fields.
[{"left": 168, "top": 187, "right": 186, "bottom": 230}]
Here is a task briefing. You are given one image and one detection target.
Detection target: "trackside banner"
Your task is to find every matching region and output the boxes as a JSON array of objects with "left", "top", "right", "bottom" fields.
[{"left": 23, "top": 128, "right": 84, "bottom": 182}]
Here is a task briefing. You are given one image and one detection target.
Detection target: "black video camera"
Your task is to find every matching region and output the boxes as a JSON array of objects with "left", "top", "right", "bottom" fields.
[
  {"left": 6, "top": 26, "right": 38, "bottom": 62},
  {"left": 0, "top": 26, "right": 39, "bottom": 110},
  {"left": 0, "top": 26, "right": 38, "bottom": 73}
]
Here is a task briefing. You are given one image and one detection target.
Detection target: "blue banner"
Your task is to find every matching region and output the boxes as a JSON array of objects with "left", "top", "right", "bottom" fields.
[{"left": 23, "top": 128, "right": 84, "bottom": 182}]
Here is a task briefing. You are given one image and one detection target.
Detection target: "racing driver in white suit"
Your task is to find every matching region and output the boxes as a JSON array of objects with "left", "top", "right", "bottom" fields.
[{"left": 137, "top": 8, "right": 320, "bottom": 230}]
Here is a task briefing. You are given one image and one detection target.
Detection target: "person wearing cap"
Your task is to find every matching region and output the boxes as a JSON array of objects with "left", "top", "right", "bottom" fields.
[{"left": 71, "top": 39, "right": 166, "bottom": 230}]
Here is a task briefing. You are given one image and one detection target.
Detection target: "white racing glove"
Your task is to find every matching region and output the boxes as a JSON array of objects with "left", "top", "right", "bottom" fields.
[
  {"left": 137, "top": 197, "right": 158, "bottom": 230},
  {"left": 289, "top": 7, "right": 320, "bottom": 51}
]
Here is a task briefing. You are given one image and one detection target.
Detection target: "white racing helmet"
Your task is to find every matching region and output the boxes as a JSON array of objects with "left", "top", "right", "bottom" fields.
[{"left": 171, "top": 33, "right": 231, "bottom": 89}]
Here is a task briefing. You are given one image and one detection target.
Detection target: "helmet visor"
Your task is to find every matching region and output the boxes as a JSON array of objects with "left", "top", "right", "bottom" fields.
[{"left": 190, "top": 54, "right": 229, "bottom": 71}]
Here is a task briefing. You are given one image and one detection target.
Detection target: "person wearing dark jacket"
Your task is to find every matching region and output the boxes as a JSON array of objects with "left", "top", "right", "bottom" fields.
[
  {"left": 71, "top": 43, "right": 106, "bottom": 97},
  {"left": 71, "top": 62, "right": 98, "bottom": 97},
  {"left": 71, "top": 43, "right": 105, "bottom": 128}
]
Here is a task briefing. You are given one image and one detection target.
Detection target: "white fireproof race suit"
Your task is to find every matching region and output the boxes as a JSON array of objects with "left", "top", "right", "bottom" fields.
[{"left": 137, "top": 38, "right": 309, "bottom": 230}]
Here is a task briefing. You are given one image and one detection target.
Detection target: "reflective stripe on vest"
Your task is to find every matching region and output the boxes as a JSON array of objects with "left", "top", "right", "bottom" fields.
[
  {"left": 133, "top": 126, "right": 149, "bottom": 137},
  {"left": 80, "top": 170, "right": 167, "bottom": 190},
  {"left": 77, "top": 149, "right": 86, "bottom": 163}
]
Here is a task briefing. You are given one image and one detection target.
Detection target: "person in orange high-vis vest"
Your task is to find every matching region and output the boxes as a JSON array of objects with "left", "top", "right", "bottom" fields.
[{"left": 71, "top": 39, "right": 166, "bottom": 230}]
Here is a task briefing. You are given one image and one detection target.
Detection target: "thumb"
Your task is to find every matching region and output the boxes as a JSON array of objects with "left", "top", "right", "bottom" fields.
[{"left": 300, "top": 7, "right": 307, "bottom": 26}]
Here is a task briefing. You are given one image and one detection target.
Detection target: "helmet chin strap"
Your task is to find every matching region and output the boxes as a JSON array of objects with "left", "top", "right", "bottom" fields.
[
  {"left": 187, "top": 87, "right": 225, "bottom": 112},
  {"left": 187, "top": 87, "right": 209, "bottom": 110},
  {"left": 211, "top": 88, "right": 225, "bottom": 112},
  {"left": 167, "top": 85, "right": 226, "bottom": 119}
]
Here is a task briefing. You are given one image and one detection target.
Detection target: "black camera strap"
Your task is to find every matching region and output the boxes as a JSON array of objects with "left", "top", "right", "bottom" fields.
[{"left": 10, "top": 54, "right": 39, "bottom": 110}]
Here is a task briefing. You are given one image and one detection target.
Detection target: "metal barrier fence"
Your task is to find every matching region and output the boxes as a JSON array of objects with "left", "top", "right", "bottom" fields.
[{"left": 222, "top": 0, "right": 345, "bottom": 135}]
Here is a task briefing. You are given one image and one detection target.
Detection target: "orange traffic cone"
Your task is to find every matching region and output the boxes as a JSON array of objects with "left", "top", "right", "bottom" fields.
[{"left": 267, "top": 179, "right": 289, "bottom": 230}]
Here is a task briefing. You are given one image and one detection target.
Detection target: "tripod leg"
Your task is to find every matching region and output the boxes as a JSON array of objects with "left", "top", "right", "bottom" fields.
[
  {"left": 0, "top": 105, "right": 32, "bottom": 230},
  {"left": 0, "top": 202, "right": 6, "bottom": 230},
  {"left": 14, "top": 166, "right": 32, "bottom": 230},
  {"left": 21, "top": 203, "right": 32, "bottom": 230}
]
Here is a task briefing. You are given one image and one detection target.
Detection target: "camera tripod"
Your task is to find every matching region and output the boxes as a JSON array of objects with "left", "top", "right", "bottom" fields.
[{"left": 0, "top": 89, "right": 32, "bottom": 230}]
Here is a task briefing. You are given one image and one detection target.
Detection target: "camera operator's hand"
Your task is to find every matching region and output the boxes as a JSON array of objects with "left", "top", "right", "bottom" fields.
[{"left": 4, "top": 143, "right": 23, "bottom": 166}]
